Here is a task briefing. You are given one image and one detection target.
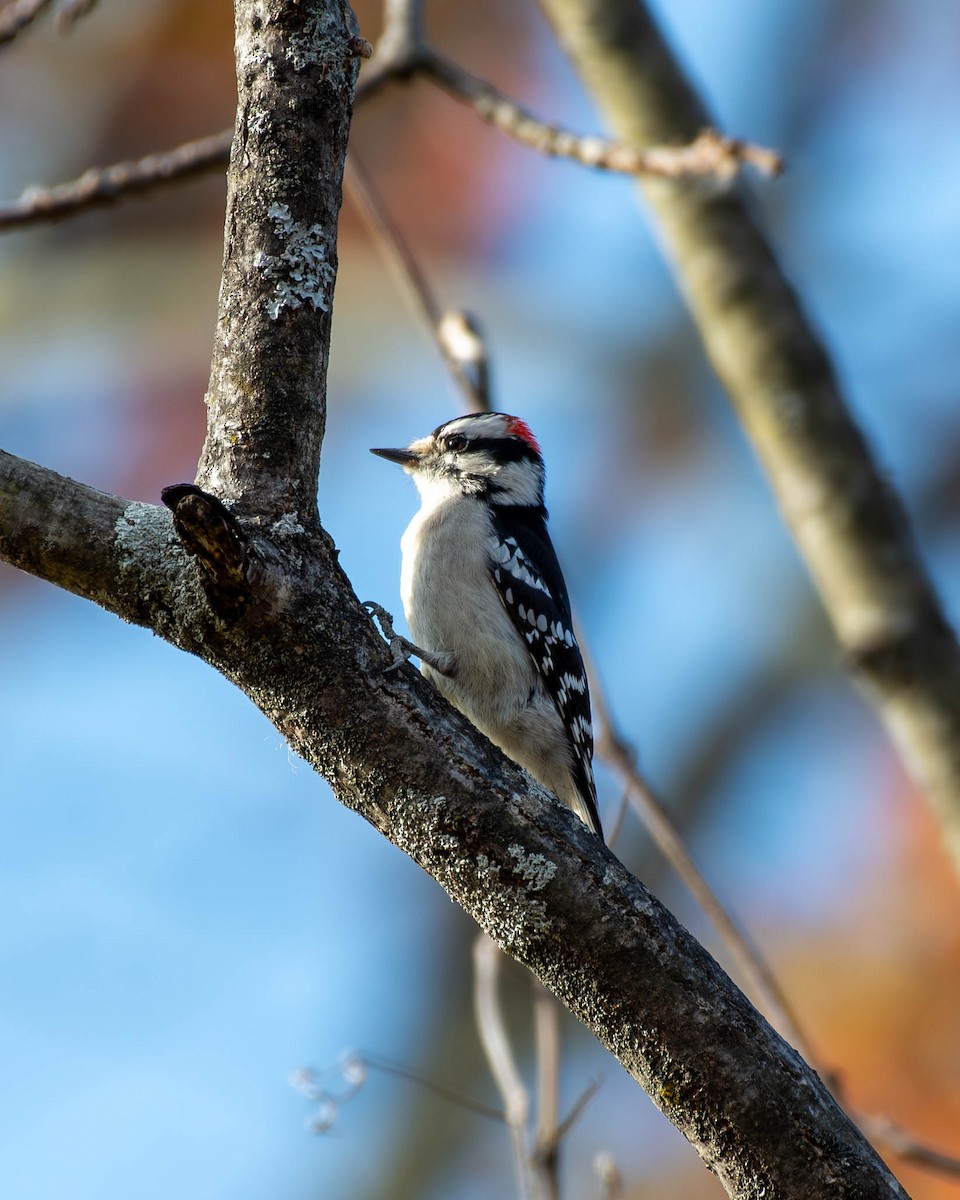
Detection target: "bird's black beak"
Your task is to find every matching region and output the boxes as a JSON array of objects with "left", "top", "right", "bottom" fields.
[{"left": 370, "top": 447, "right": 422, "bottom": 467}]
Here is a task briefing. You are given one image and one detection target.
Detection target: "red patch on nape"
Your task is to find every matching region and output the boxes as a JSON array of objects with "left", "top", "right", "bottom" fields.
[{"left": 504, "top": 415, "right": 541, "bottom": 455}]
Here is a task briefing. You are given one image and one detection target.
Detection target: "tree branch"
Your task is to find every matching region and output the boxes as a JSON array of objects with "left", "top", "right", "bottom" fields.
[
  {"left": 539, "top": 0, "right": 960, "bottom": 877},
  {"left": 474, "top": 935, "right": 534, "bottom": 1200},
  {"left": 0, "top": 419, "right": 911, "bottom": 1200},
  {"left": 857, "top": 1113, "right": 960, "bottom": 1179},
  {"left": 0, "top": 132, "right": 233, "bottom": 230},
  {"left": 531, "top": 979, "right": 562, "bottom": 1199},
  {"left": 0, "top": 450, "right": 176, "bottom": 626},
  {"left": 195, "top": 0, "right": 361, "bottom": 519},
  {"left": 0, "top": 0, "right": 777, "bottom": 235},
  {"left": 420, "top": 49, "right": 782, "bottom": 179},
  {"left": 589, "top": 651, "right": 817, "bottom": 1064}
]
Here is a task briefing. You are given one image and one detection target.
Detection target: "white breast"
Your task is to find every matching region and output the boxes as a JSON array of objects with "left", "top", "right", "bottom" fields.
[
  {"left": 398, "top": 486, "right": 579, "bottom": 813},
  {"left": 399, "top": 492, "right": 536, "bottom": 724}
]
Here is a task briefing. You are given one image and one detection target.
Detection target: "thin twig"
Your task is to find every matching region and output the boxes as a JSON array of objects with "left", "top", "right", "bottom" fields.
[
  {"left": 0, "top": 131, "right": 233, "bottom": 229},
  {"left": 612, "top": 757, "right": 812, "bottom": 1054},
  {"left": 375, "top": 0, "right": 423, "bottom": 64},
  {"left": 356, "top": 1051, "right": 507, "bottom": 1123},
  {"left": 0, "top": 0, "right": 412, "bottom": 235},
  {"left": 531, "top": 981, "right": 561, "bottom": 1200},
  {"left": 290, "top": 1049, "right": 508, "bottom": 1134},
  {"left": 856, "top": 1113, "right": 960, "bottom": 1179},
  {"left": 346, "top": 153, "right": 491, "bottom": 412},
  {"left": 474, "top": 934, "right": 533, "bottom": 1200},
  {"left": 583, "top": 638, "right": 818, "bottom": 1067},
  {"left": 421, "top": 49, "right": 782, "bottom": 179},
  {"left": 437, "top": 311, "right": 492, "bottom": 413},
  {"left": 0, "top": 0, "right": 53, "bottom": 46},
  {"left": 555, "top": 1078, "right": 600, "bottom": 1145},
  {"left": 350, "top": 0, "right": 424, "bottom": 102}
]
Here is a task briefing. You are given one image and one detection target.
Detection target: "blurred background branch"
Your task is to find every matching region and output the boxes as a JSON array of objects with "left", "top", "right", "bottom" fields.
[
  {"left": 0, "top": 0, "right": 777, "bottom": 235},
  {"left": 0, "top": 131, "right": 232, "bottom": 228},
  {"left": 540, "top": 0, "right": 960, "bottom": 880},
  {"left": 473, "top": 934, "right": 535, "bottom": 1200}
]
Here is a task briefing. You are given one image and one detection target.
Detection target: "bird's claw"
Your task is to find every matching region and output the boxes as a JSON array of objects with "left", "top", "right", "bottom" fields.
[
  {"left": 363, "top": 601, "right": 416, "bottom": 673},
  {"left": 363, "top": 601, "right": 457, "bottom": 678}
]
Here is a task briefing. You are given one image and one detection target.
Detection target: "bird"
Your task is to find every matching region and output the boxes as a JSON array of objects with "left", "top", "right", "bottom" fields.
[{"left": 371, "top": 411, "right": 602, "bottom": 839}]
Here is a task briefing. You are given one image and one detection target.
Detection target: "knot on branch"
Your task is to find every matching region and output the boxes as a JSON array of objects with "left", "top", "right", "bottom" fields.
[
  {"left": 347, "top": 35, "right": 373, "bottom": 60},
  {"left": 161, "top": 484, "right": 252, "bottom": 621}
]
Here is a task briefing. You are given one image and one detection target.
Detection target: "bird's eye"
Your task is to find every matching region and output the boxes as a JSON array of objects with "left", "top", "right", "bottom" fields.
[{"left": 445, "top": 435, "right": 468, "bottom": 453}]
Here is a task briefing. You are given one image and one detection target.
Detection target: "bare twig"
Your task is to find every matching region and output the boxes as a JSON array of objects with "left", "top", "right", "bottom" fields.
[
  {"left": 0, "top": 33, "right": 401, "bottom": 234},
  {"left": 346, "top": 154, "right": 491, "bottom": 412},
  {"left": 555, "top": 1078, "right": 600, "bottom": 1144},
  {"left": 375, "top": 0, "right": 423, "bottom": 64},
  {"left": 604, "top": 786, "right": 630, "bottom": 849},
  {"left": 474, "top": 934, "right": 533, "bottom": 1200},
  {"left": 857, "top": 1114, "right": 960, "bottom": 1179},
  {"left": 472, "top": 941, "right": 575, "bottom": 1199},
  {"left": 585, "top": 640, "right": 817, "bottom": 1066},
  {"left": 0, "top": 131, "right": 233, "bottom": 229},
  {"left": 350, "top": 0, "right": 424, "bottom": 101},
  {"left": 437, "top": 311, "right": 492, "bottom": 413},
  {"left": 289, "top": 1058, "right": 366, "bottom": 1134},
  {"left": 346, "top": 1051, "right": 506, "bottom": 1123},
  {"left": 422, "top": 50, "right": 782, "bottom": 179},
  {"left": 531, "top": 981, "right": 561, "bottom": 1199}
]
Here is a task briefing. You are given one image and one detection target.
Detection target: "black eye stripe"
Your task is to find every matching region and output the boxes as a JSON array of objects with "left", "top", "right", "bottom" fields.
[{"left": 451, "top": 437, "right": 538, "bottom": 463}]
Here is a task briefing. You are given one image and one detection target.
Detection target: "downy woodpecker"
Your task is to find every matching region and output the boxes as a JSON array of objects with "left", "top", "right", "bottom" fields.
[{"left": 371, "top": 412, "right": 602, "bottom": 838}]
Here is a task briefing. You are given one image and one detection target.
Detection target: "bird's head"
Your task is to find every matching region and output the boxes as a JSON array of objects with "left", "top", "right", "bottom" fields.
[{"left": 371, "top": 412, "right": 545, "bottom": 507}]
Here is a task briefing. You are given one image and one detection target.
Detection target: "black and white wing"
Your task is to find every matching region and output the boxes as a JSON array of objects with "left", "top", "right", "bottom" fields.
[{"left": 488, "top": 505, "right": 601, "bottom": 837}]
